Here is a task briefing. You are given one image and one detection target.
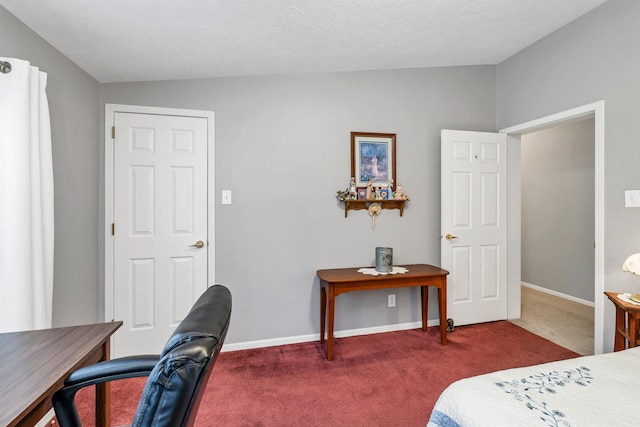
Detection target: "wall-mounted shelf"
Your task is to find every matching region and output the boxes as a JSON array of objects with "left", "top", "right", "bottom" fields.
[{"left": 342, "top": 199, "right": 408, "bottom": 217}]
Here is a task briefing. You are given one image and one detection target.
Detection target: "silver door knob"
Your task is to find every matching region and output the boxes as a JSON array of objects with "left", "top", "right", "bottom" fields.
[
  {"left": 444, "top": 233, "right": 459, "bottom": 240},
  {"left": 190, "top": 240, "right": 205, "bottom": 248}
]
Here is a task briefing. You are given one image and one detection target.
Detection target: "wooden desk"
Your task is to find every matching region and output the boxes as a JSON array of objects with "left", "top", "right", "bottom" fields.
[
  {"left": 0, "top": 322, "right": 122, "bottom": 427},
  {"left": 605, "top": 292, "right": 640, "bottom": 351},
  {"left": 317, "top": 264, "right": 449, "bottom": 361}
]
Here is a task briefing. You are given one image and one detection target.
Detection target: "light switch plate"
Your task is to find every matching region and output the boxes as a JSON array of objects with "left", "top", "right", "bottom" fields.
[
  {"left": 625, "top": 190, "right": 640, "bottom": 207},
  {"left": 222, "top": 190, "right": 232, "bottom": 205}
]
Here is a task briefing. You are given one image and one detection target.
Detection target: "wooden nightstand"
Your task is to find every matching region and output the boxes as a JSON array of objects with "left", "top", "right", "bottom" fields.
[{"left": 605, "top": 291, "right": 640, "bottom": 351}]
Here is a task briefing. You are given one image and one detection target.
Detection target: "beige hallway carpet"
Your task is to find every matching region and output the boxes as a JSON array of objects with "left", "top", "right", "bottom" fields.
[{"left": 510, "top": 285, "right": 594, "bottom": 355}]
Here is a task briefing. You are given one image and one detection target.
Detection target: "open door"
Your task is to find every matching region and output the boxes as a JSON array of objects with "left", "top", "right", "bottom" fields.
[{"left": 441, "top": 129, "right": 508, "bottom": 326}]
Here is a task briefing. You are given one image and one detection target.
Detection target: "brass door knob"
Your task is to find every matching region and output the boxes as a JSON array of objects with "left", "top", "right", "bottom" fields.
[
  {"left": 190, "top": 240, "right": 205, "bottom": 248},
  {"left": 444, "top": 233, "right": 459, "bottom": 241}
]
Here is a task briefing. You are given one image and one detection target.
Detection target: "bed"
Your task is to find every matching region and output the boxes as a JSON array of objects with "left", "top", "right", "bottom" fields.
[{"left": 427, "top": 346, "right": 640, "bottom": 427}]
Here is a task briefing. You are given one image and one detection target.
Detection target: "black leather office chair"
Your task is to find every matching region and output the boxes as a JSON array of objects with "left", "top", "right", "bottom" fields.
[{"left": 53, "top": 285, "right": 232, "bottom": 427}]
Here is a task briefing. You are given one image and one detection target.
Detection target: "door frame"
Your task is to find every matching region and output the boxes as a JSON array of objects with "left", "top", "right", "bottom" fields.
[
  {"left": 500, "top": 100, "right": 605, "bottom": 354},
  {"left": 104, "top": 104, "right": 215, "bottom": 323}
]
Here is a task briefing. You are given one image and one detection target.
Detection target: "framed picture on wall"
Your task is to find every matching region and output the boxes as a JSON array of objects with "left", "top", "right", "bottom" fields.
[{"left": 351, "top": 132, "right": 396, "bottom": 188}]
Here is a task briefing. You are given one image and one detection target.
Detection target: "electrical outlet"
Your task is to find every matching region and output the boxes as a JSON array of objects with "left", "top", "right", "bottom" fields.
[
  {"left": 222, "top": 190, "right": 232, "bottom": 205},
  {"left": 388, "top": 294, "right": 396, "bottom": 307}
]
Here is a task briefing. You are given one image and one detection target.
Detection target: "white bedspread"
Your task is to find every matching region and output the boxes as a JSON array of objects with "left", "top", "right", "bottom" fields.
[{"left": 427, "top": 347, "right": 640, "bottom": 427}]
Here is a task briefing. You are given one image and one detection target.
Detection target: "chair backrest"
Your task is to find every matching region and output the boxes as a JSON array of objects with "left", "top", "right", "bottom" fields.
[{"left": 131, "top": 285, "right": 232, "bottom": 427}]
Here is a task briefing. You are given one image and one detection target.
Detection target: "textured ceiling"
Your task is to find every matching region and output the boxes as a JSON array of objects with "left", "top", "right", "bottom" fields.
[{"left": 1, "top": 0, "right": 606, "bottom": 83}]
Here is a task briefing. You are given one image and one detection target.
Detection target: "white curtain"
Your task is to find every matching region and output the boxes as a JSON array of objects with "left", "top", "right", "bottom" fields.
[{"left": 0, "top": 57, "right": 54, "bottom": 333}]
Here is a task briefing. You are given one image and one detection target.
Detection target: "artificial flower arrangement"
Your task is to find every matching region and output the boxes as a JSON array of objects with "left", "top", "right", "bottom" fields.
[{"left": 336, "top": 189, "right": 357, "bottom": 201}]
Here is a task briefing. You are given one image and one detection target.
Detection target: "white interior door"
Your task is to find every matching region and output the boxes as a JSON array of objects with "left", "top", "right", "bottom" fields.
[
  {"left": 112, "top": 112, "right": 208, "bottom": 357},
  {"left": 441, "top": 129, "right": 508, "bottom": 326}
]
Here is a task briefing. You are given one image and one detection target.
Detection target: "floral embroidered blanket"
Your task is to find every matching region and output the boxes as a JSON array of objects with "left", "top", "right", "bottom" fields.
[{"left": 427, "top": 346, "right": 640, "bottom": 427}]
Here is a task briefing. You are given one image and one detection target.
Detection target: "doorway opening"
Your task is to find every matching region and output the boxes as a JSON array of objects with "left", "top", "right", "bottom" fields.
[
  {"left": 500, "top": 100, "right": 605, "bottom": 355},
  {"left": 512, "top": 118, "right": 595, "bottom": 355}
]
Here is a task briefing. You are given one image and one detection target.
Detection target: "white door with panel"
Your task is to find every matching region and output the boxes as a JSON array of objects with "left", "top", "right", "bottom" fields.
[
  {"left": 113, "top": 112, "right": 208, "bottom": 357},
  {"left": 441, "top": 130, "right": 508, "bottom": 326}
]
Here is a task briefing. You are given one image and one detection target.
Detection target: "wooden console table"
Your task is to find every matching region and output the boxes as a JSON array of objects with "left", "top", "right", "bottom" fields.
[
  {"left": 317, "top": 264, "right": 449, "bottom": 361},
  {"left": 605, "top": 291, "right": 640, "bottom": 351}
]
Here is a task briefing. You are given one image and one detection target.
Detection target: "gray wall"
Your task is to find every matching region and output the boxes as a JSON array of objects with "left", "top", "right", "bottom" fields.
[
  {"left": 0, "top": 7, "right": 100, "bottom": 327},
  {"left": 497, "top": 0, "right": 640, "bottom": 351},
  {"left": 100, "top": 67, "right": 496, "bottom": 344},
  {"left": 10, "top": 0, "right": 635, "bottom": 350},
  {"left": 3, "top": 1, "right": 496, "bottom": 344},
  {"left": 521, "top": 119, "right": 595, "bottom": 302}
]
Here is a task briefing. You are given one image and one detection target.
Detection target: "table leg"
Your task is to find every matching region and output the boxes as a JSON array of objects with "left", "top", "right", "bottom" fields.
[
  {"left": 327, "top": 287, "right": 335, "bottom": 361},
  {"left": 421, "top": 286, "right": 428, "bottom": 332},
  {"left": 320, "top": 284, "right": 326, "bottom": 344},
  {"left": 438, "top": 279, "right": 448, "bottom": 346},
  {"left": 614, "top": 305, "right": 625, "bottom": 351},
  {"left": 96, "top": 340, "right": 111, "bottom": 427},
  {"left": 630, "top": 312, "right": 639, "bottom": 349}
]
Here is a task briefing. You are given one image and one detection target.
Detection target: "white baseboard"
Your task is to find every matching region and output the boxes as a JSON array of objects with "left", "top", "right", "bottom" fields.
[
  {"left": 222, "top": 319, "right": 439, "bottom": 352},
  {"left": 521, "top": 282, "right": 595, "bottom": 307}
]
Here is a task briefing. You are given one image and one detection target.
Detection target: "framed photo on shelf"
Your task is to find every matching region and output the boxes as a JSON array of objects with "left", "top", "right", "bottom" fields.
[
  {"left": 357, "top": 188, "right": 367, "bottom": 200},
  {"left": 351, "top": 132, "right": 396, "bottom": 188}
]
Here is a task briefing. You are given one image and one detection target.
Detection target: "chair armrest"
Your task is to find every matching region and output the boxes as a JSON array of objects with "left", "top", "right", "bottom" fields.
[
  {"left": 64, "top": 354, "right": 160, "bottom": 388},
  {"left": 53, "top": 355, "right": 160, "bottom": 427}
]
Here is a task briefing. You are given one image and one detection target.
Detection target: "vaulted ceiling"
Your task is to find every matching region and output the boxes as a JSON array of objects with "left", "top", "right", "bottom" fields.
[{"left": 0, "top": 0, "right": 607, "bottom": 83}]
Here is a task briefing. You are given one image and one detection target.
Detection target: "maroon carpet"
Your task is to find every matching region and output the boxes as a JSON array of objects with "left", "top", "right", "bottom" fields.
[{"left": 70, "top": 321, "right": 579, "bottom": 426}]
